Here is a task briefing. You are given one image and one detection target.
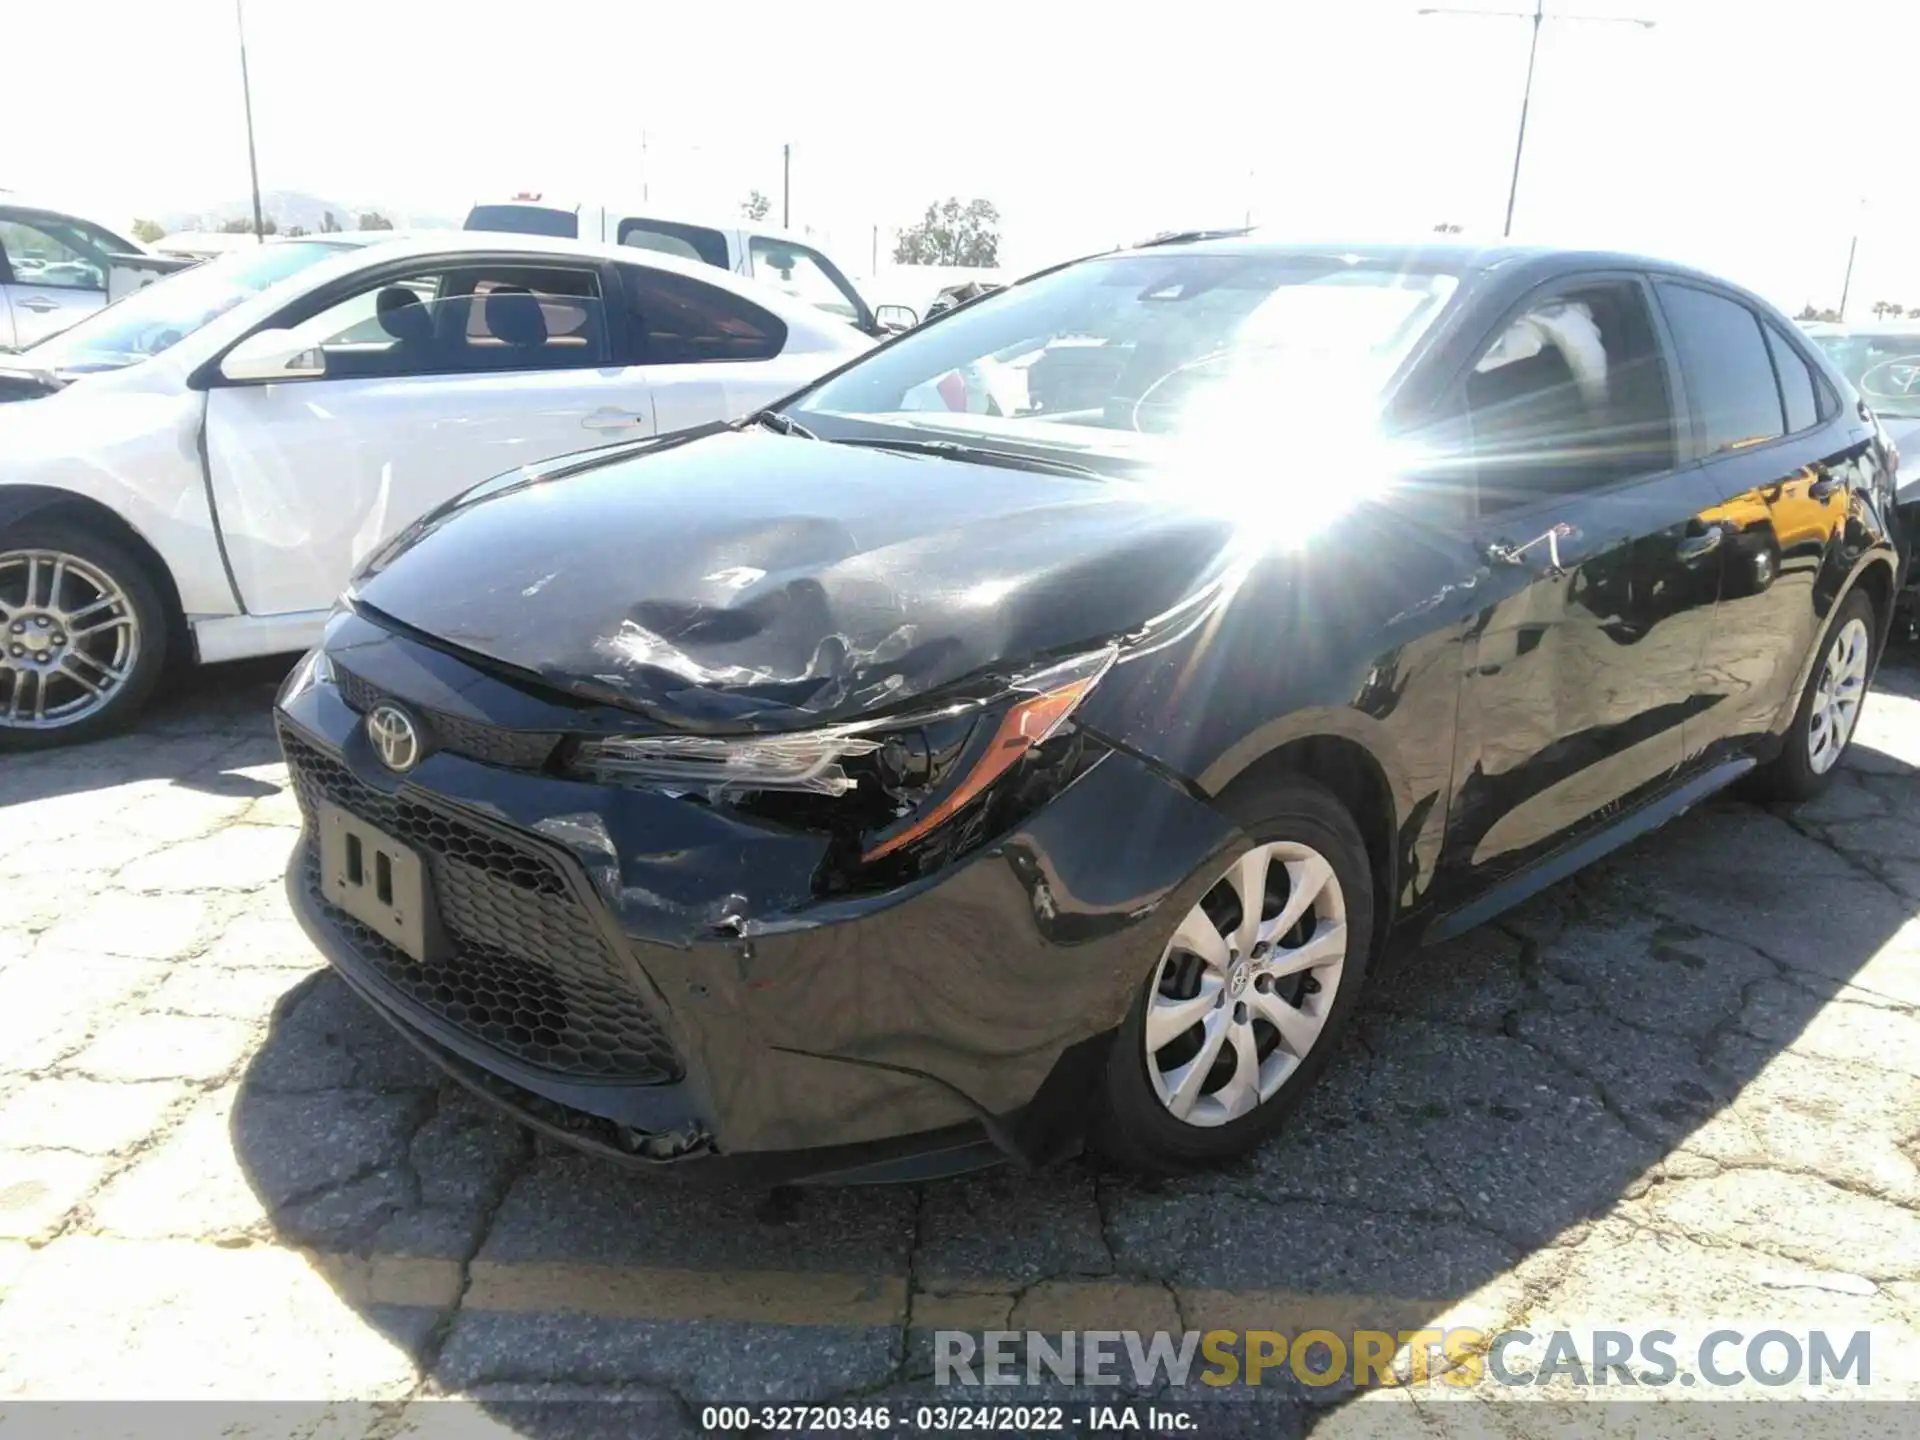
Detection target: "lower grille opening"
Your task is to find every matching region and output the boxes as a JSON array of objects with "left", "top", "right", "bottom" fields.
[{"left": 283, "top": 726, "right": 680, "bottom": 1083}]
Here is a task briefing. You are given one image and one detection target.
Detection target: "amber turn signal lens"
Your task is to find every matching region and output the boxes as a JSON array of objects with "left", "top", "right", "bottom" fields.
[{"left": 860, "top": 678, "right": 1099, "bottom": 863}]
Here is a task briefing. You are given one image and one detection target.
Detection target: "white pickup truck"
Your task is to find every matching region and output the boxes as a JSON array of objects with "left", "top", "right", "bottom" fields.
[{"left": 464, "top": 197, "right": 918, "bottom": 337}]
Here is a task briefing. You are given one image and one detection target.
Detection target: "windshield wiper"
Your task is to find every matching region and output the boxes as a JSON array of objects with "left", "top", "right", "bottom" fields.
[
  {"left": 828, "top": 436, "right": 1105, "bottom": 480},
  {"left": 747, "top": 410, "right": 818, "bottom": 440}
]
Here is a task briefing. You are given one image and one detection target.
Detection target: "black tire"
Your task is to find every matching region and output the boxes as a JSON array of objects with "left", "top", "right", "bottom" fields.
[
  {"left": 1747, "top": 587, "right": 1878, "bottom": 804},
  {"left": 0, "top": 518, "right": 171, "bottom": 751},
  {"left": 1094, "top": 774, "right": 1375, "bottom": 1175}
]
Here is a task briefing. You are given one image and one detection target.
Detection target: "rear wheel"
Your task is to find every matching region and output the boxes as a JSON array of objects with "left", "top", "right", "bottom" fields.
[
  {"left": 1096, "top": 775, "right": 1374, "bottom": 1174},
  {"left": 0, "top": 520, "right": 170, "bottom": 750},
  {"left": 1748, "top": 588, "right": 1876, "bottom": 803}
]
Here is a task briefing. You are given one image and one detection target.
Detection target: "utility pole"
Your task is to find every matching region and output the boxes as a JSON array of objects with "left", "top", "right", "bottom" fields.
[
  {"left": 1419, "top": 2, "right": 1655, "bottom": 238},
  {"left": 782, "top": 144, "right": 791, "bottom": 228},
  {"left": 641, "top": 130, "right": 649, "bottom": 204},
  {"left": 235, "top": 0, "right": 266, "bottom": 242},
  {"left": 871, "top": 224, "right": 878, "bottom": 274},
  {"left": 1839, "top": 201, "right": 1866, "bottom": 321}
]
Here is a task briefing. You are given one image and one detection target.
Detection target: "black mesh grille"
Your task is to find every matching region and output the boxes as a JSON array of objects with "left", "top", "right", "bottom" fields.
[
  {"left": 333, "top": 665, "right": 560, "bottom": 771},
  {"left": 281, "top": 726, "right": 680, "bottom": 1083}
]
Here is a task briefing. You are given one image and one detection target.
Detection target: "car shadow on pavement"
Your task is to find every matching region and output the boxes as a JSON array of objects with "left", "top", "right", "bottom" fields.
[
  {"left": 4, "top": 655, "right": 297, "bottom": 806},
  {"left": 227, "top": 666, "right": 1920, "bottom": 1436}
]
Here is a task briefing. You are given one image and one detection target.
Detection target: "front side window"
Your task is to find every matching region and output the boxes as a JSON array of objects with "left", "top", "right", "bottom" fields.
[
  {"left": 747, "top": 238, "right": 861, "bottom": 322},
  {"left": 1464, "top": 280, "right": 1676, "bottom": 510},
  {"left": 789, "top": 252, "right": 1459, "bottom": 469},
  {"left": 619, "top": 264, "right": 784, "bottom": 364},
  {"left": 22, "top": 239, "right": 349, "bottom": 369},
  {"left": 1808, "top": 328, "right": 1920, "bottom": 419},
  {"left": 1, "top": 218, "right": 105, "bottom": 291},
  {"left": 1655, "top": 282, "right": 1786, "bottom": 456},
  {"left": 292, "top": 265, "right": 608, "bottom": 378}
]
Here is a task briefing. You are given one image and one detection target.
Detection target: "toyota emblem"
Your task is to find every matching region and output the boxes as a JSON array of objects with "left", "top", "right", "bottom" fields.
[{"left": 366, "top": 704, "right": 423, "bottom": 773}]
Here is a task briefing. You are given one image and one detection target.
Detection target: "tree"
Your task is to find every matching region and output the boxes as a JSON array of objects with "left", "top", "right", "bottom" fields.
[
  {"left": 1873, "top": 300, "right": 1905, "bottom": 320},
  {"left": 892, "top": 198, "right": 1000, "bottom": 267},
  {"left": 321, "top": 211, "right": 342, "bottom": 233},
  {"left": 357, "top": 211, "right": 394, "bottom": 231},
  {"left": 130, "top": 218, "right": 166, "bottom": 244},
  {"left": 284, "top": 225, "right": 309, "bottom": 237},
  {"left": 1796, "top": 304, "right": 1842, "bottom": 322},
  {"left": 1432, "top": 222, "right": 1464, "bottom": 234},
  {"left": 218, "top": 215, "right": 277, "bottom": 235},
  {"left": 741, "top": 190, "right": 771, "bottom": 222}
]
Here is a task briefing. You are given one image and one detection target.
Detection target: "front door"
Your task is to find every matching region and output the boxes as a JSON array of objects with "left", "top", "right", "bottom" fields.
[
  {"left": 204, "top": 259, "right": 656, "bottom": 617},
  {"left": 1436, "top": 274, "right": 1729, "bottom": 894}
]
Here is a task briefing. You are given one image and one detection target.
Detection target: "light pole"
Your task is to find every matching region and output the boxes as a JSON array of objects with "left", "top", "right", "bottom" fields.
[
  {"left": 782, "top": 144, "right": 791, "bottom": 229},
  {"left": 1418, "top": 3, "right": 1655, "bottom": 238},
  {"left": 1838, "top": 197, "right": 1867, "bottom": 321},
  {"left": 235, "top": 0, "right": 266, "bottom": 242}
]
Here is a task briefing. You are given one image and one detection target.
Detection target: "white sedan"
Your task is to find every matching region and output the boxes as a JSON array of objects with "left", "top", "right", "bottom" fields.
[{"left": 0, "top": 231, "right": 870, "bottom": 747}]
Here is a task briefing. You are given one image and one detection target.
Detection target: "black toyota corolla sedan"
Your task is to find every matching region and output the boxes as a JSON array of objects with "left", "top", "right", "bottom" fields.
[{"left": 277, "top": 236, "right": 1904, "bottom": 1183}]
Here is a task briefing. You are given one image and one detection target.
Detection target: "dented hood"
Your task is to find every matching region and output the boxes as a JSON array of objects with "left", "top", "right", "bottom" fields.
[{"left": 353, "top": 429, "right": 1237, "bottom": 730}]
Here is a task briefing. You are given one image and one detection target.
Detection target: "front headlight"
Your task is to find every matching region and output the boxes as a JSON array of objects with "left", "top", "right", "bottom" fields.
[
  {"left": 570, "top": 645, "right": 1118, "bottom": 863},
  {"left": 277, "top": 645, "right": 335, "bottom": 705}
]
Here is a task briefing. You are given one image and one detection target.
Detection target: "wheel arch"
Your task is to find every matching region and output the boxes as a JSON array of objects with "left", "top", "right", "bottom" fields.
[
  {"left": 0, "top": 486, "right": 192, "bottom": 665},
  {"left": 1204, "top": 726, "right": 1402, "bottom": 961}
]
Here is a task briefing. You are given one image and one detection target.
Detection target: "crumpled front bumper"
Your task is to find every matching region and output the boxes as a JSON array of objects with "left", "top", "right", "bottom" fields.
[{"left": 275, "top": 619, "right": 1241, "bottom": 1182}]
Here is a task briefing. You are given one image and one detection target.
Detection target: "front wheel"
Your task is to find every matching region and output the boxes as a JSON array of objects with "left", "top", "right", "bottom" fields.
[
  {"left": 1748, "top": 588, "right": 1876, "bottom": 803},
  {"left": 0, "top": 520, "right": 170, "bottom": 750},
  {"left": 1095, "top": 775, "right": 1374, "bottom": 1174}
]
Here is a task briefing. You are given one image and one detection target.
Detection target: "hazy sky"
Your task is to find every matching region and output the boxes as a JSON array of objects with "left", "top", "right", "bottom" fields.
[{"left": 9, "top": 0, "right": 1913, "bottom": 311}]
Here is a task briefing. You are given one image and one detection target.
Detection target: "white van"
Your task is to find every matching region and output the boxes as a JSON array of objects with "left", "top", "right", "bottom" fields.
[{"left": 463, "top": 197, "right": 916, "bottom": 337}]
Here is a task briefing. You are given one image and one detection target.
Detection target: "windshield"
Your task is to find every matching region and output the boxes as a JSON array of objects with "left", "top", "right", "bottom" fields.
[
  {"left": 1811, "top": 329, "right": 1920, "bottom": 419},
  {"left": 788, "top": 251, "right": 1460, "bottom": 467},
  {"left": 21, "top": 241, "right": 350, "bottom": 371}
]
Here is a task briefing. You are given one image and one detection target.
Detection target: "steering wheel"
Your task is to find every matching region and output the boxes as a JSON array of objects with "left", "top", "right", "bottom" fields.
[{"left": 1859, "top": 355, "right": 1920, "bottom": 399}]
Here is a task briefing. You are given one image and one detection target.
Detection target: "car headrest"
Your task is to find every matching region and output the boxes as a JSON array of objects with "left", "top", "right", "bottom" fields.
[
  {"left": 376, "top": 287, "right": 432, "bottom": 344},
  {"left": 484, "top": 287, "right": 548, "bottom": 348}
]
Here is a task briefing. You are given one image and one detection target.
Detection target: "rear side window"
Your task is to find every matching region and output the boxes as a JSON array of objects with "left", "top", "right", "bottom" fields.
[
  {"left": 1655, "top": 282, "right": 1786, "bottom": 456},
  {"left": 463, "top": 204, "right": 580, "bottom": 240},
  {"left": 618, "top": 218, "right": 729, "bottom": 270},
  {"left": 1763, "top": 321, "right": 1822, "bottom": 434},
  {"left": 618, "top": 264, "right": 785, "bottom": 364}
]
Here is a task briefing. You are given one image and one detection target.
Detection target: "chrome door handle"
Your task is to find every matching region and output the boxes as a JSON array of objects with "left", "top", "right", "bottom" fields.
[
  {"left": 17, "top": 299, "right": 59, "bottom": 313},
  {"left": 581, "top": 409, "right": 646, "bottom": 430}
]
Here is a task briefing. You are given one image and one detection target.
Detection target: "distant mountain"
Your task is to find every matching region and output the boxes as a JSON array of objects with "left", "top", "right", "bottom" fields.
[{"left": 158, "top": 189, "right": 460, "bottom": 235}]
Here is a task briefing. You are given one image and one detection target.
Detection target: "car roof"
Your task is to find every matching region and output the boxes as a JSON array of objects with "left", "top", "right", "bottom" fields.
[{"left": 1108, "top": 232, "right": 1764, "bottom": 293}]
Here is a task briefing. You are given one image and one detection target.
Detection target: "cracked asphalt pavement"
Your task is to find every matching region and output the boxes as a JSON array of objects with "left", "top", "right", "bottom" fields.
[{"left": 5, "top": 653, "right": 1920, "bottom": 1435}]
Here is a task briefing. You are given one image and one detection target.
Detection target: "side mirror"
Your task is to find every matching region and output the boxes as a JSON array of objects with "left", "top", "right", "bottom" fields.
[
  {"left": 875, "top": 304, "right": 919, "bottom": 333},
  {"left": 219, "top": 327, "right": 326, "bottom": 383}
]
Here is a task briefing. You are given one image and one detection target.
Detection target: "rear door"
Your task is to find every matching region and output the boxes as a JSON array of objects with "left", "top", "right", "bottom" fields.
[
  {"left": 611, "top": 259, "right": 819, "bottom": 433},
  {"left": 1437, "top": 273, "right": 1730, "bottom": 892},
  {"left": 203, "top": 256, "right": 656, "bottom": 617},
  {"left": 1653, "top": 281, "right": 1872, "bottom": 760},
  {"left": 0, "top": 214, "right": 108, "bottom": 347}
]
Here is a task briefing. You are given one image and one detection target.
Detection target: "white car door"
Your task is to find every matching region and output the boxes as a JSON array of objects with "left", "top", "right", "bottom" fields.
[
  {"left": 0, "top": 216, "right": 108, "bottom": 348},
  {"left": 612, "top": 259, "right": 848, "bottom": 433},
  {"left": 203, "top": 258, "right": 657, "bottom": 618}
]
